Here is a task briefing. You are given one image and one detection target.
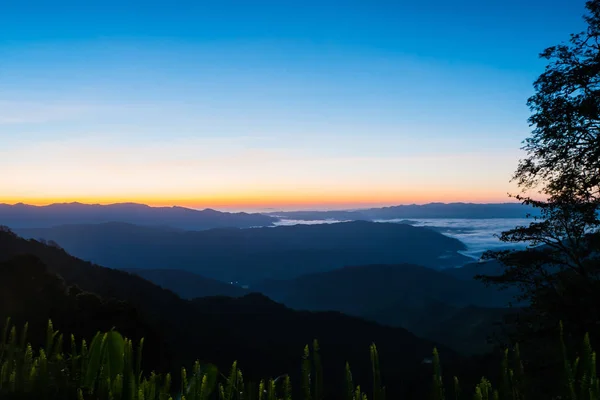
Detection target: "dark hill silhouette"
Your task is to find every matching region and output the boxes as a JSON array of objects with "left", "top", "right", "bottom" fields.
[
  {"left": 255, "top": 264, "right": 516, "bottom": 354},
  {"left": 0, "top": 229, "right": 472, "bottom": 399},
  {"left": 0, "top": 202, "right": 276, "bottom": 229},
  {"left": 124, "top": 268, "right": 249, "bottom": 298},
  {"left": 364, "top": 300, "right": 512, "bottom": 355},
  {"left": 16, "top": 221, "right": 471, "bottom": 283},
  {"left": 272, "top": 202, "right": 539, "bottom": 221}
]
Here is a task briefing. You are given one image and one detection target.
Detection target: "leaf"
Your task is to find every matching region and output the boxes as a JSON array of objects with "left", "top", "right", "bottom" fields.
[
  {"left": 84, "top": 332, "right": 107, "bottom": 389},
  {"left": 105, "top": 331, "right": 125, "bottom": 381}
]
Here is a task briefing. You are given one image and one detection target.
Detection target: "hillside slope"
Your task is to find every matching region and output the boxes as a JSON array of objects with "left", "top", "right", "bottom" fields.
[
  {"left": 125, "top": 268, "right": 249, "bottom": 298},
  {"left": 255, "top": 264, "right": 516, "bottom": 353},
  {"left": 0, "top": 254, "right": 170, "bottom": 370}
]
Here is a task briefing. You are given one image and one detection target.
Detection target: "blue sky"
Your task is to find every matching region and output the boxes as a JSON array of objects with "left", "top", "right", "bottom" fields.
[{"left": 0, "top": 0, "right": 588, "bottom": 210}]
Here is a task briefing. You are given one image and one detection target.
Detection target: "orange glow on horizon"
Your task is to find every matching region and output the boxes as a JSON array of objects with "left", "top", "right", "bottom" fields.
[{"left": 0, "top": 190, "right": 516, "bottom": 211}]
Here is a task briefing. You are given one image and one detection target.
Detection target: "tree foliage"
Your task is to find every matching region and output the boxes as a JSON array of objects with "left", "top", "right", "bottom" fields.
[
  {"left": 477, "top": 0, "right": 600, "bottom": 344},
  {"left": 516, "top": 0, "right": 600, "bottom": 203},
  {"left": 469, "top": 6, "right": 600, "bottom": 397}
]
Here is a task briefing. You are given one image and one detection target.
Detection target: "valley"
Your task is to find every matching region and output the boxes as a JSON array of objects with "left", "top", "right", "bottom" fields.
[{"left": 1, "top": 201, "right": 529, "bottom": 359}]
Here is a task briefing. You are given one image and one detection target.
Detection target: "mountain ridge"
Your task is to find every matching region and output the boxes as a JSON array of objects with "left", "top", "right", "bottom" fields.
[
  {"left": 15, "top": 220, "right": 472, "bottom": 283},
  {"left": 271, "top": 202, "right": 539, "bottom": 220},
  {"left": 0, "top": 202, "right": 276, "bottom": 230}
]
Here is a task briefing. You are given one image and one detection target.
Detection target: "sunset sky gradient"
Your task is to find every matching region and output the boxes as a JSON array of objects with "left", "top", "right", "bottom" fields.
[{"left": 0, "top": 0, "right": 587, "bottom": 211}]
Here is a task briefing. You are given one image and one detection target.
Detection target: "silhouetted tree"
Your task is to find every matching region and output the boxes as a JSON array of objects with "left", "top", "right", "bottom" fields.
[
  {"left": 473, "top": 4, "right": 600, "bottom": 396},
  {"left": 477, "top": 0, "right": 600, "bottom": 346},
  {"left": 516, "top": 0, "right": 600, "bottom": 203}
]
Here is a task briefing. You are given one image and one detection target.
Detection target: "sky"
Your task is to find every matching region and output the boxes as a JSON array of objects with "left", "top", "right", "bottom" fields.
[{"left": 0, "top": 0, "right": 588, "bottom": 211}]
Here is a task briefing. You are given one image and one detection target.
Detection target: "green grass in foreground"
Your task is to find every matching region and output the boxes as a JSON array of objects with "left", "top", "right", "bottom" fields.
[{"left": 0, "top": 319, "right": 598, "bottom": 400}]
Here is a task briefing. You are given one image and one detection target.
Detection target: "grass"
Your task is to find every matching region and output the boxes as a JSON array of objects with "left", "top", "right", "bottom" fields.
[{"left": 0, "top": 318, "right": 597, "bottom": 400}]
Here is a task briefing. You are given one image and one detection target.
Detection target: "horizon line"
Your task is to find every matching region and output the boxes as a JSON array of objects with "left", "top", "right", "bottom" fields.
[{"left": 0, "top": 199, "right": 525, "bottom": 213}]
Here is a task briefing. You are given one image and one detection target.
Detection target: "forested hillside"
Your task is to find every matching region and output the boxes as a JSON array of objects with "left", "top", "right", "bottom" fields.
[{"left": 16, "top": 221, "right": 470, "bottom": 283}]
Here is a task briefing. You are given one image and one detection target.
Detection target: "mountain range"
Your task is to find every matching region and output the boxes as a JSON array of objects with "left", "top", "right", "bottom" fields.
[
  {"left": 15, "top": 220, "right": 472, "bottom": 283},
  {"left": 0, "top": 201, "right": 523, "bottom": 361},
  {"left": 0, "top": 202, "right": 276, "bottom": 229},
  {"left": 271, "top": 202, "right": 538, "bottom": 221},
  {"left": 0, "top": 228, "right": 485, "bottom": 399},
  {"left": 0, "top": 202, "right": 538, "bottom": 233}
]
